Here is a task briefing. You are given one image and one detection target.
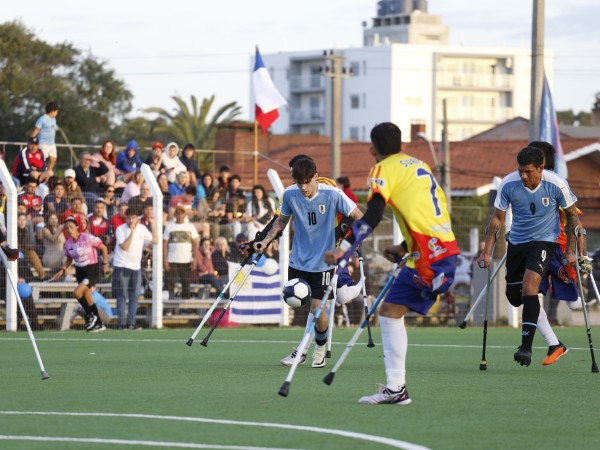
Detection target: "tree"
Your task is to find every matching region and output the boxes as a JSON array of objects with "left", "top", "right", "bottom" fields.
[
  {"left": 0, "top": 21, "right": 132, "bottom": 159},
  {"left": 145, "top": 95, "right": 241, "bottom": 169}
]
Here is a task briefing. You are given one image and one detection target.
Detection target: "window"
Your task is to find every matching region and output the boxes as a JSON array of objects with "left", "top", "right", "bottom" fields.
[
  {"left": 350, "top": 61, "right": 360, "bottom": 76},
  {"left": 349, "top": 127, "right": 360, "bottom": 140},
  {"left": 350, "top": 95, "right": 360, "bottom": 109}
]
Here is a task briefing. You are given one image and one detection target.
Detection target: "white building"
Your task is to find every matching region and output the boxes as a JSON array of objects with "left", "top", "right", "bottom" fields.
[{"left": 255, "top": 0, "right": 554, "bottom": 142}]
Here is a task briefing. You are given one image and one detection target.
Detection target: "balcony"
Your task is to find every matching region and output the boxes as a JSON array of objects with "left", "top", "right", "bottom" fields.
[
  {"left": 289, "top": 108, "right": 326, "bottom": 125},
  {"left": 444, "top": 106, "right": 514, "bottom": 122},
  {"left": 289, "top": 75, "right": 326, "bottom": 92},
  {"left": 437, "top": 73, "right": 513, "bottom": 90}
]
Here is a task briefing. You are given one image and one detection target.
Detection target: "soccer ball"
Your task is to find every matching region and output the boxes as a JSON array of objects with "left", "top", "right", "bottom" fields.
[{"left": 282, "top": 278, "right": 311, "bottom": 308}]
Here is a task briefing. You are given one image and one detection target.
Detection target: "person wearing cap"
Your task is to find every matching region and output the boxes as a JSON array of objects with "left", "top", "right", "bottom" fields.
[
  {"left": 31, "top": 101, "right": 59, "bottom": 171},
  {"left": 52, "top": 216, "right": 110, "bottom": 332},
  {"left": 88, "top": 198, "right": 111, "bottom": 249},
  {"left": 91, "top": 140, "right": 122, "bottom": 189},
  {"left": 116, "top": 139, "right": 143, "bottom": 183},
  {"left": 145, "top": 142, "right": 166, "bottom": 178},
  {"left": 11, "top": 136, "right": 54, "bottom": 186},
  {"left": 179, "top": 143, "right": 200, "bottom": 187},
  {"left": 163, "top": 203, "right": 199, "bottom": 300},
  {"left": 63, "top": 168, "right": 85, "bottom": 210},
  {"left": 113, "top": 204, "right": 157, "bottom": 329},
  {"left": 162, "top": 142, "right": 187, "bottom": 183}
]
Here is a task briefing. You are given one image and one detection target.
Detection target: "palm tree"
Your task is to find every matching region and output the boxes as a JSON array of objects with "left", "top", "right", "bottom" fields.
[{"left": 145, "top": 95, "right": 242, "bottom": 169}]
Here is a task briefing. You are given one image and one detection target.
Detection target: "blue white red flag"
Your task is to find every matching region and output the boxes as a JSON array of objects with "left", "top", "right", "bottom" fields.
[
  {"left": 540, "top": 74, "right": 568, "bottom": 179},
  {"left": 253, "top": 48, "right": 287, "bottom": 135}
]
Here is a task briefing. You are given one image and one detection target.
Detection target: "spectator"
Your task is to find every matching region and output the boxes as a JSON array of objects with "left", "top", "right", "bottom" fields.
[
  {"left": 12, "top": 137, "right": 54, "bottom": 185},
  {"left": 202, "top": 172, "right": 223, "bottom": 241},
  {"left": 221, "top": 174, "right": 245, "bottom": 240},
  {"left": 63, "top": 168, "right": 86, "bottom": 213},
  {"left": 156, "top": 173, "right": 171, "bottom": 222},
  {"left": 75, "top": 150, "right": 110, "bottom": 197},
  {"left": 162, "top": 142, "right": 187, "bottom": 183},
  {"left": 31, "top": 101, "right": 59, "bottom": 171},
  {"left": 336, "top": 176, "right": 358, "bottom": 203},
  {"left": 110, "top": 202, "right": 128, "bottom": 236},
  {"left": 128, "top": 182, "right": 153, "bottom": 214},
  {"left": 61, "top": 196, "right": 88, "bottom": 233},
  {"left": 36, "top": 174, "right": 60, "bottom": 201},
  {"left": 168, "top": 184, "right": 195, "bottom": 221},
  {"left": 217, "top": 165, "right": 230, "bottom": 193},
  {"left": 168, "top": 171, "right": 189, "bottom": 197},
  {"left": 116, "top": 139, "right": 142, "bottom": 183},
  {"left": 40, "top": 212, "right": 65, "bottom": 274},
  {"left": 121, "top": 171, "right": 144, "bottom": 205},
  {"left": 179, "top": 143, "right": 200, "bottom": 187},
  {"left": 18, "top": 177, "right": 44, "bottom": 227},
  {"left": 113, "top": 205, "right": 157, "bottom": 329},
  {"left": 145, "top": 141, "right": 165, "bottom": 178},
  {"left": 163, "top": 204, "right": 199, "bottom": 300},
  {"left": 103, "top": 185, "right": 118, "bottom": 218},
  {"left": 211, "top": 236, "right": 230, "bottom": 286},
  {"left": 88, "top": 198, "right": 112, "bottom": 249},
  {"left": 91, "top": 140, "right": 122, "bottom": 188},
  {"left": 194, "top": 237, "right": 225, "bottom": 295},
  {"left": 243, "top": 184, "right": 275, "bottom": 240},
  {"left": 17, "top": 213, "right": 45, "bottom": 279},
  {"left": 229, "top": 232, "right": 247, "bottom": 264}
]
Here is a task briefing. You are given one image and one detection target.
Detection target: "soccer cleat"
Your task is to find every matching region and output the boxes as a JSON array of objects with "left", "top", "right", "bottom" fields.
[
  {"left": 1, "top": 244, "right": 20, "bottom": 261},
  {"left": 88, "top": 323, "right": 106, "bottom": 333},
  {"left": 358, "top": 384, "right": 412, "bottom": 405},
  {"left": 311, "top": 344, "right": 327, "bottom": 368},
  {"left": 514, "top": 345, "right": 532, "bottom": 367},
  {"left": 280, "top": 348, "right": 307, "bottom": 366},
  {"left": 84, "top": 313, "right": 98, "bottom": 331},
  {"left": 542, "top": 343, "right": 569, "bottom": 366}
]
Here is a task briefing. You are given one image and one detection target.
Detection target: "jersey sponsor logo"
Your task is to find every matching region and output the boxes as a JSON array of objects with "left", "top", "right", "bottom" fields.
[
  {"left": 399, "top": 157, "right": 420, "bottom": 167},
  {"left": 427, "top": 237, "right": 448, "bottom": 259},
  {"left": 542, "top": 197, "right": 550, "bottom": 207},
  {"left": 368, "top": 177, "right": 385, "bottom": 187},
  {"left": 557, "top": 266, "right": 574, "bottom": 284},
  {"left": 318, "top": 204, "right": 326, "bottom": 214}
]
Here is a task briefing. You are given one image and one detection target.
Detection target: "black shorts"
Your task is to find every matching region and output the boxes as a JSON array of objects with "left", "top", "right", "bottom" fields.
[
  {"left": 75, "top": 263, "right": 101, "bottom": 288},
  {"left": 505, "top": 241, "right": 556, "bottom": 283},
  {"left": 288, "top": 266, "right": 335, "bottom": 300}
]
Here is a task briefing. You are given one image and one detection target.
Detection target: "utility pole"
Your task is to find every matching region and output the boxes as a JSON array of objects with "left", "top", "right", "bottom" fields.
[
  {"left": 441, "top": 99, "right": 451, "bottom": 212},
  {"left": 322, "top": 50, "right": 351, "bottom": 180},
  {"left": 529, "top": 0, "right": 545, "bottom": 141}
]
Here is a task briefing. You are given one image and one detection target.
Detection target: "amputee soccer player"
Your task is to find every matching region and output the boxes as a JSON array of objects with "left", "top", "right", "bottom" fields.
[
  {"left": 476, "top": 146, "right": 578, "bottom": 367},
  {"left": 252, "top": 158, "right": 363, "bottom": 368},
  {"left": 325, "top": 122, "right": 459, "bottom": 405}
]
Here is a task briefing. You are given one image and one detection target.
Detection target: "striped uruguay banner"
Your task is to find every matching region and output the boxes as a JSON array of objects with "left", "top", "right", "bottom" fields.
[{"left": 228, "top": 258, "right": 283, "bottom": 324}]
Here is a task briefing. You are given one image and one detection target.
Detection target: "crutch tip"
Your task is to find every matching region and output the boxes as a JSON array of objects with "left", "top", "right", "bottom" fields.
[
  {"left": 185, "top": 338, "right": 194, "bottom": 346},
  {"left": 367, "top": 342, "right": 375, "bottom": 348},
  {"left": 479, "top": 361, "right": 487, "bottom": 371},
  {"left": 41, "top": 371, "right": 49, "bottom": 380},
  {"left": 278, "top": 382, "right": 290, "bottom": 397},
  {"left": 592, "top": 363, "right": 599, "bottom": 373},
  {"left": 200, "top": 339, "right": 208, "bottom": 347},
  {"left": 323, "top": 372, "right": 335, "bottom": 385},
  {"left": 458, "top": 321, "right": 467, "bottom": 329},
  {"left": 325, "top": 350, "right": 332, "bottom": 359}
]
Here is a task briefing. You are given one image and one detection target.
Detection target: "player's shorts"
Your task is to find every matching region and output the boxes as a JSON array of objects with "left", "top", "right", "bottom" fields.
[
  {"left": 288, "top": 266, "right": 335, "bottom": 300},
  {"left": 384, "top": 255, "right": 457, "bottom": 315},
  {"left": 75, "top": 263, "right": 100, "bottom": 289},
  {"left": 505, "top": 241, "right": 556, "bottom": 283},
  {"left": 538, "top": 246, "right": 578, "bottom": 301},
  {"left": 38, "top": 143, "right": 57, "bottom": 160}
]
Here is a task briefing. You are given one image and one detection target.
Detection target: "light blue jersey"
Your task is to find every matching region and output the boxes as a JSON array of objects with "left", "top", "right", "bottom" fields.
[
  {"left": 495, "top": 170, "right": 576, "bottom": 245},
  {"left": 280, "top": 183, "right": 356, "bottom": 272},
  {"left": 35, "top": 114, "right": 58, "bottom": 145}
]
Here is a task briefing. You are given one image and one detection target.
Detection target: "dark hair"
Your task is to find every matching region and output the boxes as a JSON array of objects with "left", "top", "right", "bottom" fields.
[
  {"left": 370, "top": 122, "right": 402, "bottom": 155},
  {"left": 45, "top": 102, "right": 59, "bottom": 113},
  {"left": 288, "top": 154, "right": 313, "bottom": 168},
  {"left": 516, "top": 146, "right": 544, "bottom": 167},
  {"left": 528, "top": 141, "right": 555, "bottom": 171},
  {"left": 229, "top": 174, "right": 241, "bottom": 182},
  {"left": 46, "top": 175, "right": 61, "bottom": 191},
  {"left": 185, "top": 185, "right": 196, "bottom": 196},
  {"left": 250, "top": 185, "right": 274, "bottom": 218},
  {"left": 291, "top": 158, "right": 317, "bottom": 183},
  {"left": 219, "top": 165, "right": 230, "bottom": 172},
  {"left": 183, "top": 143, "right": 195, "bottom": 151},
  {"left": 336, "top": 176, "right": 350, "bottom": 189}
]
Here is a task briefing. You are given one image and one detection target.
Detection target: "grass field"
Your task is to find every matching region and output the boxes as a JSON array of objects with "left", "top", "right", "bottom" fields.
[{"left": 1, "top": 325, "right": 600, "bottom": 449}]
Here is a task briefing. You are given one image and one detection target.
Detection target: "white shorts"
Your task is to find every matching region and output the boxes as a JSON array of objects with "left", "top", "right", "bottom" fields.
[{"left": 38, "top": 144, "right": 57, "bottom": 160}]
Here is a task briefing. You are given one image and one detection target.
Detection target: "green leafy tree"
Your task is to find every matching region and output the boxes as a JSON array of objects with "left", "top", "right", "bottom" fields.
[
  {"left": 145, "top": 95, "right": 241, "bottom": 169},
  {"left": 0, "top": 21, "right": 132, "bottom": 161}
]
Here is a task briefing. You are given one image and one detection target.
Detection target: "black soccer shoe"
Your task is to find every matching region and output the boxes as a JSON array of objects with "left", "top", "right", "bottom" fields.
[{"left": 514, "top": 345, "right": 532, "bottom": 367}]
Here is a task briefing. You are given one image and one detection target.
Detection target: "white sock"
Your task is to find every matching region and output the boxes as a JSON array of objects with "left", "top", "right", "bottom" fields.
[
  {"left": 379, "top": 315, "right": 407, "bottom": 391},
  {"left": 537, "top": 297, "right": 559, "bottom": 347}
]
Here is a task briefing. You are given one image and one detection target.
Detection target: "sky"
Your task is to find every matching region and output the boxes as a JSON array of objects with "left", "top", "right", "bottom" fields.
[{"left": 2, "top": 0, "right": 599, "bottom": 121}]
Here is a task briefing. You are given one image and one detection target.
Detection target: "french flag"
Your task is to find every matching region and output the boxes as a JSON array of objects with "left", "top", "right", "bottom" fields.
[
  {"left": 540, "top": 74, "right": 568, "bottom": 179},
  {"left": 253, "top": 48, "right": 287, "bottom": 135}
]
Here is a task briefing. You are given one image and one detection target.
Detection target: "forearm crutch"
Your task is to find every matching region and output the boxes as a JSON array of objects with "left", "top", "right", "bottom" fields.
[
  {"left": 571, "top": 227, "right": 599, "bottom": 373},
  {"left": 279, "top": 222, "right": 372, "bottom": 397},
  {"left": 357, "top": 246, "right": 375, "bottom": 347},
  {"left": 458, "top": 252, "right": 506, "bottom": 329},
  {"left": 199, "top": 253, "right": 262, "bottom": 347},
  {"left": 186, "top": 253, "right": 255, "bottom": 346},
  {"left": 326, "top": 283, "right": 337, "bottom": 358},
  {"left": 1, "top": 253, "right": 49, "bottom": 380},
  {"left": 323, "top": 256, "right": 407, "bottom": 386},
  {"left": 478, "top": 229, "right": 499, "bottom": 371}
]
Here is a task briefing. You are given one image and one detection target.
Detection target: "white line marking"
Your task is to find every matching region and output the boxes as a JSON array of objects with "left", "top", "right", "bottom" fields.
[
  {"left": 0, "top": 435, "right": 302, "bottom": 449},
  {"left": 0, "top": 411, "right": 430, "bottom": 450}
]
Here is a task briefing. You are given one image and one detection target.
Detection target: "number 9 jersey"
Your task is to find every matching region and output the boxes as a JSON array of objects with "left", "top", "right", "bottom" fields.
[{"left": 367, "top": 153, "right": 459, "bottom": 272}]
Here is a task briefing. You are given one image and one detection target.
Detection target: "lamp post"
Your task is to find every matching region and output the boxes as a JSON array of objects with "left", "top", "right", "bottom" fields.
[{"left": 416, "top": 131, "right": 440, "bottom": 174}]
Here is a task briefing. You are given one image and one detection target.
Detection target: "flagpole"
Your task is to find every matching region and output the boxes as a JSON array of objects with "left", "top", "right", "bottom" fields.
[{"left": 254, "top": 121, "right": 259, "bottom": 186}]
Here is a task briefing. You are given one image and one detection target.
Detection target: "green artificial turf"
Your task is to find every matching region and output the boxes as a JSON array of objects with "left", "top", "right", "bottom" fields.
[{"left": 1, "top": 326, "right": 599, "bottom": 449}]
